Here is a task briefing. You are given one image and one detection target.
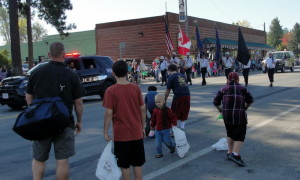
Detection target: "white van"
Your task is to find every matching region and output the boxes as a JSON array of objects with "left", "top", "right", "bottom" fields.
[{"left": 273, "top": 51, "right": 296, "bottom": 72}]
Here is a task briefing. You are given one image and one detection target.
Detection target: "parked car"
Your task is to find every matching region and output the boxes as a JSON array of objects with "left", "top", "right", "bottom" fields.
[
  {"left": 22, "top": 64, "right": 29, "bottom": 73},
  {"left": 0, "top": 53, "right": 116, "bottom": 109}
]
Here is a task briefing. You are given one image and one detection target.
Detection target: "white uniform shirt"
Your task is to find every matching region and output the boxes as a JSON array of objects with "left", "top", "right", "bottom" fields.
[
  {"left": 170, "top": 57, "right": 179, "bottom": 65},
  {"left": 223, "top": 57, "right": 234, "bottom": 69},
  {"left": 265, "top": 57, "right": 276, "bottom": 68},
  {"left": 243, "top": 60, "right": 251, "bottom": 69},
  {"left": 198, "top": 58, "right": 209, "bottom": 68},
  {"left": 159, "top": 60, "right": 168, "bottom": 70},
  {"left": 185, "top": 57, "right": 193, "bottom": 68}
]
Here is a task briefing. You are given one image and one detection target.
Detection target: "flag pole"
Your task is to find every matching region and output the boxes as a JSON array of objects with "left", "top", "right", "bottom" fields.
[{"left": 185, "top": 0, "right": 188, "bottom": 37}]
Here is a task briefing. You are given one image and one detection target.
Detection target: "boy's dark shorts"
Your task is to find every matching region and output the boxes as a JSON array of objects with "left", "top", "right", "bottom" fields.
[
  {"left": 225, "top": 123, "right": 247, "bottom": 142},
  {"left": 114, "top": 139, "right": 145, "bottom": 168},
  {"left": 32, "top": 127, "right": 75, "bottom": 162}
]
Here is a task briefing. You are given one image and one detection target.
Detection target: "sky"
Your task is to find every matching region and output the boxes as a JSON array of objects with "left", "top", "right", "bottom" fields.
[{"left": 36, "top": 0, "right": 300, "bottom": 35}]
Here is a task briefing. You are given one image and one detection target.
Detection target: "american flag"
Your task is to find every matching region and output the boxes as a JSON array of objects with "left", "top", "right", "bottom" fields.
[{"left": 164, "top": 16, "right": 174, "bottom": 55}]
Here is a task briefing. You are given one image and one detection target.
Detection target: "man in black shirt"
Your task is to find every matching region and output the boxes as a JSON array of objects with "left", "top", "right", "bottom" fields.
[{"left": 26, "top": 42, "right": 85, "bottom": 180}]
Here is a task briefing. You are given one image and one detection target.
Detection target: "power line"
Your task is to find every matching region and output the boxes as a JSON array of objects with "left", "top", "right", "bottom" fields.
[{"left": 208, "top": 0, "right": 234, "bottom": 23}]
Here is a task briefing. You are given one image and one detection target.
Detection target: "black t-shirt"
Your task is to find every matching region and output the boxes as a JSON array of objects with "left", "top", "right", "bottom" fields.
[{"left": 26, "top": 60, "right": 85, "bottom": 113}]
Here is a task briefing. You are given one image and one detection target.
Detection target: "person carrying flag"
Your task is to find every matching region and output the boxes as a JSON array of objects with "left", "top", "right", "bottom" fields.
[
  {"left": 184, "top": 52, "right": 193, "bottom": 85},
  {"left": 222, "top": 52, "right": 234, "bottom": 80}
]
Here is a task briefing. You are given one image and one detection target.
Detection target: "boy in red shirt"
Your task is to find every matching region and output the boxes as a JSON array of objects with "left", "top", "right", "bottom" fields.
[
  {"left": 151, "top": 93, "right": 177, "bottom": 158},
  {"left": 103, "top": 60, "right": 146, "bottom": 180}
]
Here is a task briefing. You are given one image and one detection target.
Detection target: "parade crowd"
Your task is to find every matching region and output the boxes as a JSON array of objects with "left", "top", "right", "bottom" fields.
[
  {"left": 20, "top": 42, "right": 284, "bottom": 180},
  {"left": 125, "top": 51, "right": 267, "bottom": 88}
]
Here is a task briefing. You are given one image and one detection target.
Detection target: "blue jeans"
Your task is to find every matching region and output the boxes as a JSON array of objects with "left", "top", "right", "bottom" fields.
[{"left": 155, "top": 129, "right": 174, "bottom": 154}]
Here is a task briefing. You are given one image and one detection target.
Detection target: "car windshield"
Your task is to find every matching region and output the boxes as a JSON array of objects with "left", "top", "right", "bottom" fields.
[
  {"left": 25, "top": 61, "right": 49, "bottom": 75},
  {"left": 273, "top": 53, "right": 284, "bottom": 59}
]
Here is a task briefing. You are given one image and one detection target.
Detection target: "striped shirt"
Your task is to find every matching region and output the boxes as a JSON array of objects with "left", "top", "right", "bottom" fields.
[{"left": 213, "top": 82, "right": 254, "bottom": 125}]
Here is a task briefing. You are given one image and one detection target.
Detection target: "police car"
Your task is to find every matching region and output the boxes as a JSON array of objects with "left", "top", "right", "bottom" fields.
[{"left": 0, "top": 53, "right": 116, "bottom": 109}]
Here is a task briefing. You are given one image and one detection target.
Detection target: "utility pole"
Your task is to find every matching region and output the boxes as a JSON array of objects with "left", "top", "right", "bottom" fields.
[{"left": 185, "top": 0, "right": 188, "bottom": 36}]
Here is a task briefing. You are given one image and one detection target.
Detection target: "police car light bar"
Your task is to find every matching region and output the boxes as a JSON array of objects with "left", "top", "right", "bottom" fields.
[{"left": 65, "top": 52, "right": 81, "bottom": 58}]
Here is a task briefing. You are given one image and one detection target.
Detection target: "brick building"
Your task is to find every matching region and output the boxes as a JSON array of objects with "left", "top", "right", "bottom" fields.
[{"left": 95, "top": 12, "right": 273, "bottom": 64}]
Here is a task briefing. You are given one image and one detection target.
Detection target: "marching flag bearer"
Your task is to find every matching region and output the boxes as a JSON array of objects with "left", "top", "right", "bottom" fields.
[
  {"left": 198, "top": 53, "right": 209, "bottom": 86},
  {"left": 184, "top": 52, "right": 193, "bottom": 85},
  {"left": 159, "top": 56, "right": 169, "bottom": 86},
  {"left": 242, "top": 59, "right": 251, "bottom": 86}
]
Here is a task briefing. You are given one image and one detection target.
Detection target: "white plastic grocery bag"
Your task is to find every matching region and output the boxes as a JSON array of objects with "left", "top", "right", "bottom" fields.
[
  {"left": 172, "top": 126, "right": 190, "bottom": 158},
  {"left": 96, "top": 141, "right": 122, "bottom": 180},
  {"left": 212, "top": 138, "right": 228, "bottom": 151}
]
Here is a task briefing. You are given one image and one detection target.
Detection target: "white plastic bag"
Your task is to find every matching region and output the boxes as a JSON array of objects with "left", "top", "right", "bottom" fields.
[
  {"left": 172, "top": 126, "right": 190, "bottom": 158},
  {"left": 96, "top": 141, "right": 122, "bottom": 180},
  {"left": 212, "top": 138, "right": 228, "bottom": 151}
]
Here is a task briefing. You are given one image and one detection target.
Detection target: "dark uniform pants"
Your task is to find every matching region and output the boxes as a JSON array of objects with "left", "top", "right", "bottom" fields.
[
  {"left": 225, "top": 68, "right": 232, "bottom": 79},
  {"left": 201, "top": 67, "right": 207, "bottom": 85},
  {"left": 242, "top": 68, "right": 250, "bottom": 85},
  {"left": 268, "top": 68, "right": 275, "bottom": 83}
]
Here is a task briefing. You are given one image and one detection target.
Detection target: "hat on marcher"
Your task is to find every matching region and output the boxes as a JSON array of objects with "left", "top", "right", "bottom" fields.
[
  {"left": 172, "top": 52, "right": 176, "bottom": 55},
  {"left": 160, "top": 56, "right": 164, "bottom": 60},
  {"left": 225, "top": 52, "right": 230, "bottom": 55},
  {"left": 186, "top": 52, "right": 190, "bottom": 56},
  {"left": 228, "top": 72, "right": 239, "bottom": 82}
]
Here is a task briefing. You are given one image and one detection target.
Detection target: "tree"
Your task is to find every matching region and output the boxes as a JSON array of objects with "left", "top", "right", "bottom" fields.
[
  {"left": 18, "top": 0, "right": 75, "bottom": 68},
  {"left": 18, "top": 17, "right": 27, "bottom": 42},
  {"left": 232, "top": 19, "right": 252, "bottom": 28},
  {"left": 32, "top": 21, "right": 47, "bottom": 41},
  {"left": 0, "top": 6, "right": 47, "bottom": 44},
  {"left": 283, "top": 27, "right": 289, "bottom": 34},
  {"left": 0, "top": 6, "right": 10, "bottom": 43},
  {"left": 267, "top": 17, "right": 283, "bottom": 50},
  {"left": 288, "top": 23, "right": 300, "bottom": 56},
  {"left": 8, "top": 0, "right": 22, "bottom": 75},
  {"left": 281, "top": 32, "right": 292, "bottom": 50},
  {"left": 0, "top": 49, "right": 11, "bottom": 67}
]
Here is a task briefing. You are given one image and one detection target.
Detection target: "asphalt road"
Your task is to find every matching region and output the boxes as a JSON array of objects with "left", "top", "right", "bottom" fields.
[{"left": 1, "top": 67, "right": 300, "bottom": 180}]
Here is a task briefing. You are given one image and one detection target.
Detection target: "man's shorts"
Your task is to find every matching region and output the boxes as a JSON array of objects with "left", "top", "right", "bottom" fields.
[
  {"left": 32, "top": 127, "right": 75, "bottom": 162},
  {"left": 171, "top": 96, "right": 190, "bottom": 121},
  {"left": 114, "top": 139, "right": 145, "bottom": 168},
  {"left": 225, "top": 123, "right": 247, "bottom": 142}
]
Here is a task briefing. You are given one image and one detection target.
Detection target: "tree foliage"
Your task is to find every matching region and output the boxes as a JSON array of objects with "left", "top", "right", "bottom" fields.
[
  {"left": 287, "top": 23, "right": 300, "bottom": 56},
  {"left": 232, "top": 19, "right": 252, "bottom": 28},
  {"left": 281, "top": 32, "right": 292, "bottom": 50},
  {"left": 267, "top": 17, "right": 283, "bottom": 50},
  {"left": 31, "top": 0, "right": 76, "bottom": 36},
  {"left": 0, "top": 6, "right": 47, "bottom": 44},
  {"left": 32, "top": 21, "right": 47, "bottom": 41},
  {"left": 0, "top": 7, "right": 10, "bottom": 43},
  {"left": 0, "top": 49, "right": 11, "bottom": 67}
]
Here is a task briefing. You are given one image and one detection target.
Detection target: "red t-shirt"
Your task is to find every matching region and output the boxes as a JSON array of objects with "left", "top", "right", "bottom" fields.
[
  {"left": 150, "top": 107, "right": 177, "bottom": 130},
  {"left": 103, "top": 83, "right": 144, "bottom": 141}
]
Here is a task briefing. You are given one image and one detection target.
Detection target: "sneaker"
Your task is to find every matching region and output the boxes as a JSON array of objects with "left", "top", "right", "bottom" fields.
[
  {"left": 228, "top": 153, "right": 246, "bottom": 166},
  {"left": 155, "top": 154, "right": 163, "bottom": 158},
  {"left": 226, "top": 152, "right": 232, "bottom": 160},
  {"left": 170, "top": 146, "right": 175, "bottom": 153},
  {"left": 148, "top": 131, "right": 155, "bottom": 138}
]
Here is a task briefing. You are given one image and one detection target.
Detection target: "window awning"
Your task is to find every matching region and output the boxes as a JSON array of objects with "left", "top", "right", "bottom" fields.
[{"left": 202, "top": 38, "right": 275, "bottom": 51}]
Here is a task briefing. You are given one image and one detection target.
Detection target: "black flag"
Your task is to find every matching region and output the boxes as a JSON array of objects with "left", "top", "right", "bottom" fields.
[{"left": 237, "top": 27, "right": 250, "bottom": 65}]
